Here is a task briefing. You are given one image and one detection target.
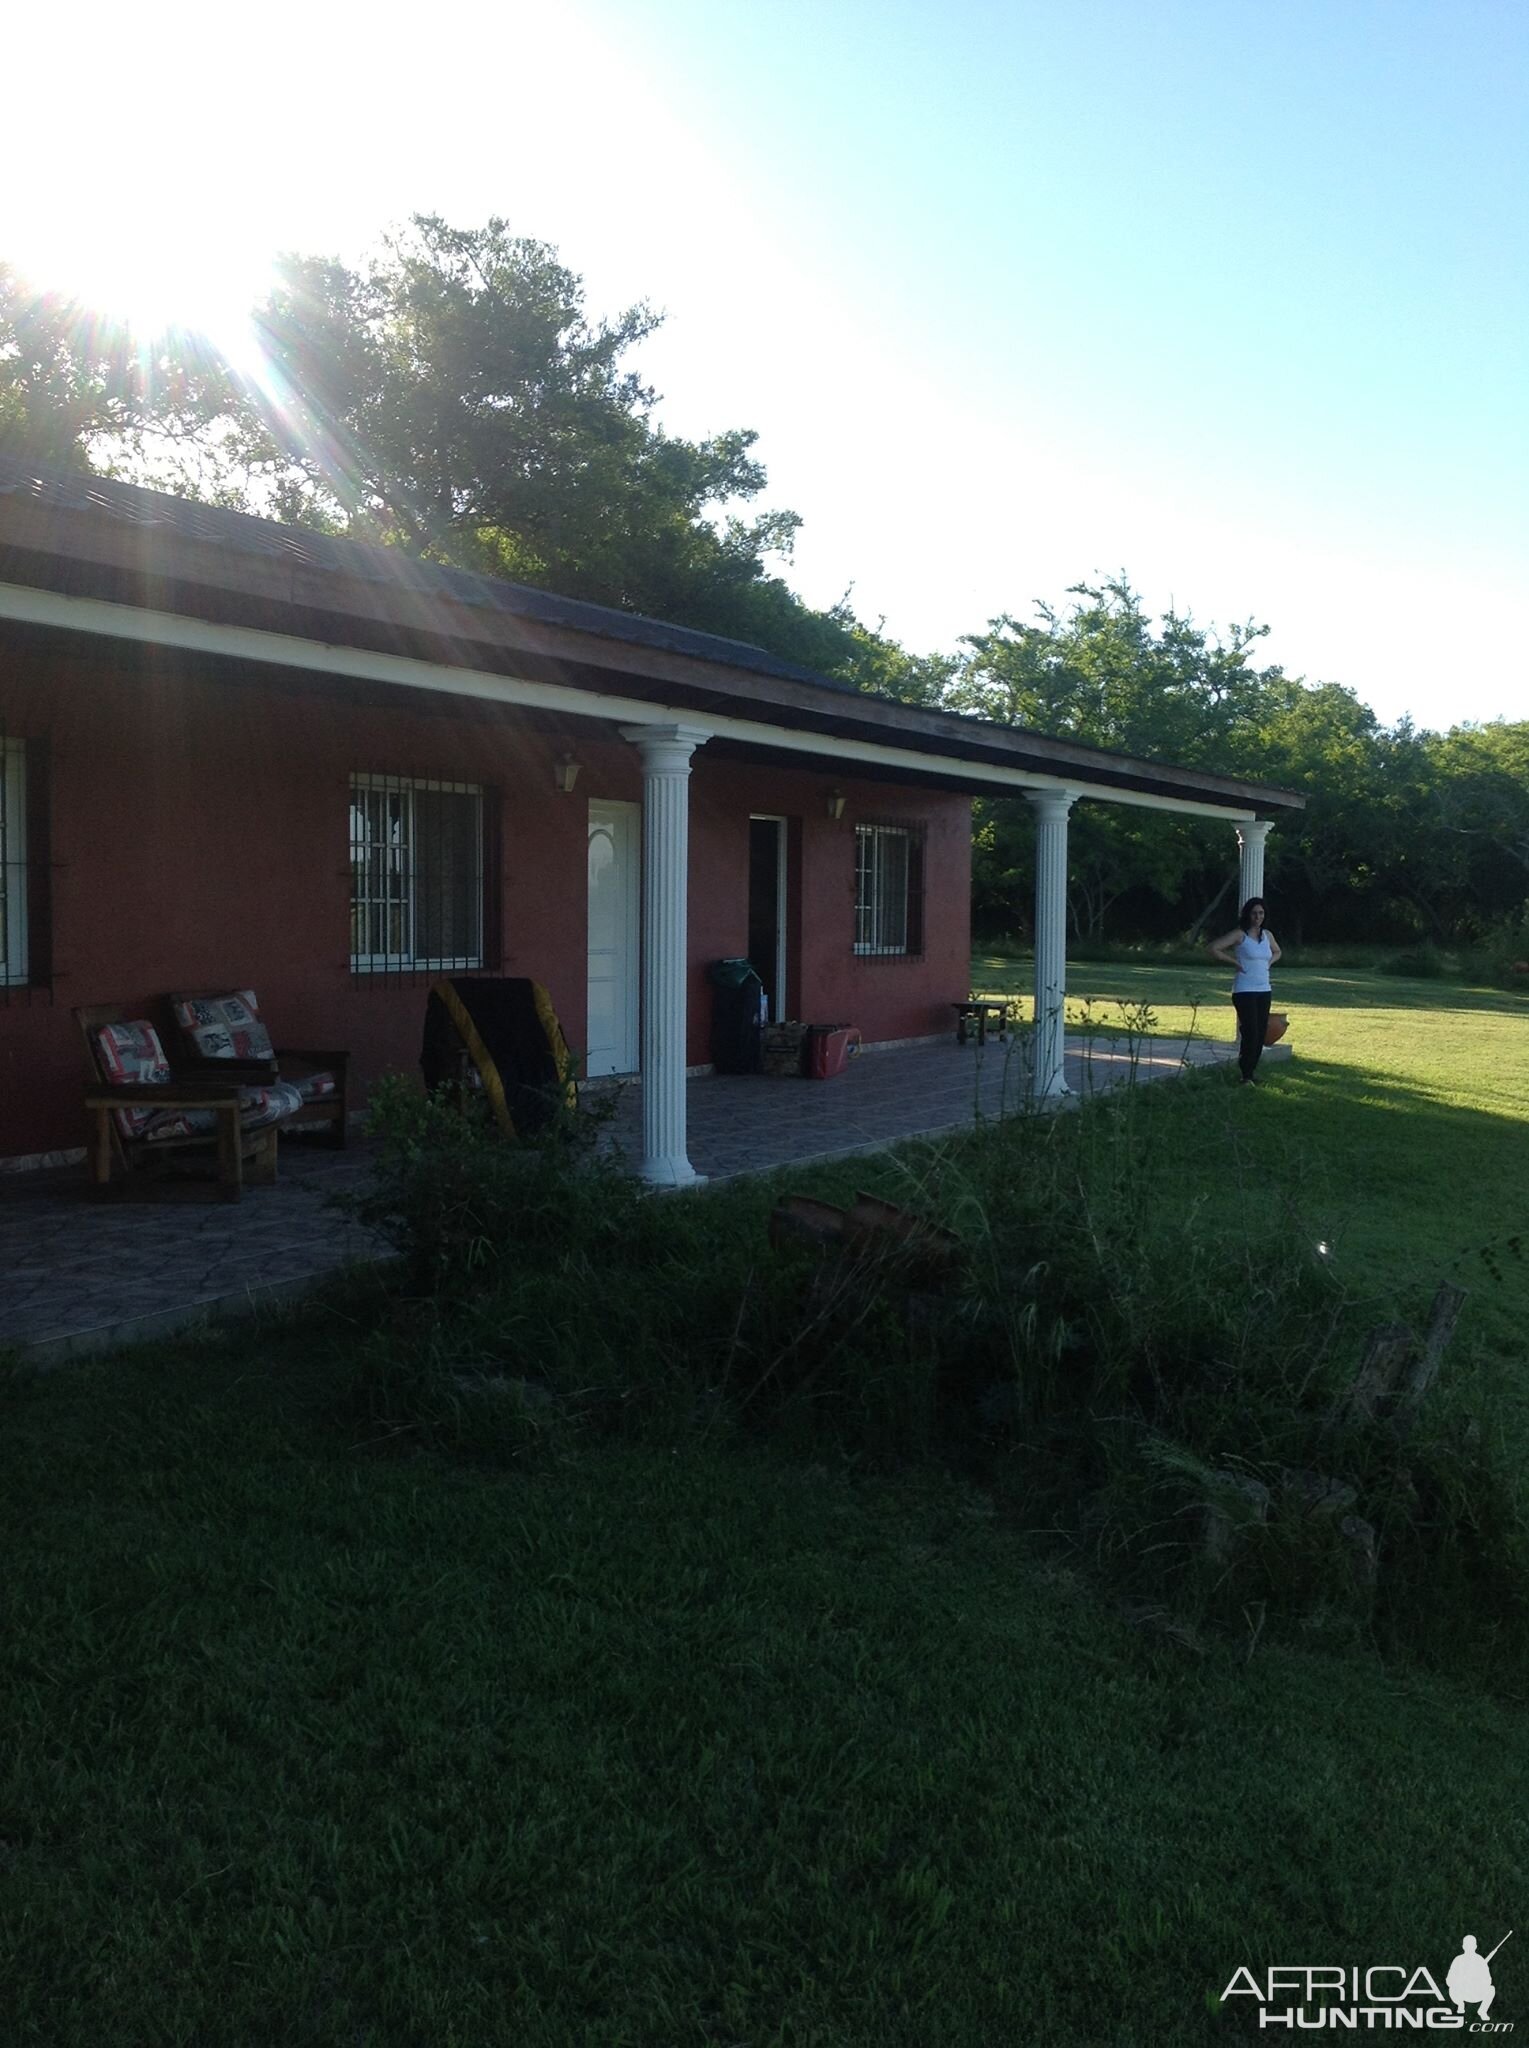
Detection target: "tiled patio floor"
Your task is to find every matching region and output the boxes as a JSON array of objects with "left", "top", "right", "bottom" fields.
[
  {"left": 1, "top": 1031, "right": 1276, "bottom": 1361},
  {"left": 0, "top": 1144, "right": 384, "bottom": 1363},
  {"left": 608, "top": 1030, "right": 1246, "bottom": 1179}
]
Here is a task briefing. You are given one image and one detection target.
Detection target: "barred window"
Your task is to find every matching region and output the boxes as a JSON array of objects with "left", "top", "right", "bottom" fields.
[
  {"left": 350, "top": 775, "right": 484, "bottom": 974},
  {"left": 1, "top": 736, "right": 27, "bottom": 987},
  {"left": 854, "top": 822, "right": 924, "bottom": 958}
]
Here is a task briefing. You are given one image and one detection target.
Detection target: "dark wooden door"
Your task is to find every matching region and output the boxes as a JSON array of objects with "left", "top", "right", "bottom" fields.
[{"left": 748, "top": 817, "right": 782, "bottom": 1020}]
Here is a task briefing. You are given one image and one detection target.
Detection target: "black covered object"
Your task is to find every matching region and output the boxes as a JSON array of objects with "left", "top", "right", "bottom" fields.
[
  {"left": 708, "top": 957, "right": 767, "bottom": 1075},
  {"left": 421, "top": 977, "right": 575, "bottom": 1137}
]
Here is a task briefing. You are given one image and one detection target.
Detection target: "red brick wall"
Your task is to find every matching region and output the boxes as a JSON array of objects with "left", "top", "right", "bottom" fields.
[{"left": 0, "top": 640, "right": 972, "bottom": 1159}]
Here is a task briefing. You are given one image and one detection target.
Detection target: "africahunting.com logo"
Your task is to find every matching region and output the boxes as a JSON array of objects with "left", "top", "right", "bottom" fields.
[{"left": 1221, "top": 1931, "right": 1512, "bottom": 2030}]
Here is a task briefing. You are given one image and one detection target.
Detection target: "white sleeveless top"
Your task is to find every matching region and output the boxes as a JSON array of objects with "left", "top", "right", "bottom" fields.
[{"left": 1232, "top": 930, "right": 1273, "bottom": 993}]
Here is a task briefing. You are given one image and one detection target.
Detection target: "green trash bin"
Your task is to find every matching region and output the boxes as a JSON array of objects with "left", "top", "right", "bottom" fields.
[{"left": 708, "top": 957, "right": 766, "bottom": 1073}]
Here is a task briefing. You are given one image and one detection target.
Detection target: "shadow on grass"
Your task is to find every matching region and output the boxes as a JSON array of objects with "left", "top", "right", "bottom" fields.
[
  {"left": 1170, "top": 1056, "right": 1529, "bottom": 1364},
  {"left": 1273, "top": 1048, "right": 1529, "bottom": 1134}
]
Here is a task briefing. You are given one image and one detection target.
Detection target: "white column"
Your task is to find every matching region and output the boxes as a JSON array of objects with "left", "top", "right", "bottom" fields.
[
  {"left": 619, "top": 722, "right": 711, "bottom": 1188},
  {"left": 1029, "top": 789, "right": 1078, "bottom": 1100},
  {"left": 1236, "top": 819, "right": 1271, "bottom": 911}
]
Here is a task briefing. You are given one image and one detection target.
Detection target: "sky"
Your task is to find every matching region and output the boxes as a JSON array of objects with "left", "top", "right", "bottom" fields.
[{"left": 4, "top": 0, "right": 1526, "bottom": 732}]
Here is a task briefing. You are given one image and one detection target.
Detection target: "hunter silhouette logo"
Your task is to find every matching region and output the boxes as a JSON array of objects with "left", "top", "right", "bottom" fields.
[
  {"left": 1449, "top": 1934, "right": 1511, "bottom": 2023},
  {"left": 1221, "top": 1929, "right": 1513, "bottom": 2030}
]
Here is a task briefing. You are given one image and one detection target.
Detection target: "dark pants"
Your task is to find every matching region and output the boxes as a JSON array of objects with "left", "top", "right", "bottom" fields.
[{"left": 1233, "top": 992, "right": 1272, "bottom": 1080}]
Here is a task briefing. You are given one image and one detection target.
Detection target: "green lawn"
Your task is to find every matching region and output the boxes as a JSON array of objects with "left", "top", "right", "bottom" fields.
[
  {"left": 4, "top": 1366, "right": 1526, "bottom": 2048},
  {"left": 2, "top": 964, "right": 1527, "bottom": 2045},
  {"left": 975, "top": 954, "right": 1529, "bottom": 1372}
]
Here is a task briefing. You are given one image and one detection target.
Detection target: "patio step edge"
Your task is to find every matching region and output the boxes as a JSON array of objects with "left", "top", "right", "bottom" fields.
[{"left": 9, "top": 1257, "right": 390, "bottom": 1368}]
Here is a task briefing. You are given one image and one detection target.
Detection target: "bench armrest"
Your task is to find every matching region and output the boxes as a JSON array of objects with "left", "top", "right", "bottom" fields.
[{"left": 86, "top": 1082, "right": 241, "bottom": 1106}]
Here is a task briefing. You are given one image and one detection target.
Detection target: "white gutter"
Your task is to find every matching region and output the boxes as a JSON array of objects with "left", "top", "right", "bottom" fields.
[{"left": 0, "top": 583, "right": 1258, "bottom": 823}]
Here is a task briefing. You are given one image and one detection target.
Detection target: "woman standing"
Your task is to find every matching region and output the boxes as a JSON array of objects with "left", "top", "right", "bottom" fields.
[{"left": 1209, "top": 898, "right": 1282, "bottom": 1084}]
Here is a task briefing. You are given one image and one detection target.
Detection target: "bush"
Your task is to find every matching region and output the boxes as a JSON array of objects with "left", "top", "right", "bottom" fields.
[
  {"left": 1377, "top": 943, "right": 1448, "bottom": 978},
  {"left": 1068, "top": 936, "right": 1210, "bottom": 968},
  {"left": 1456, "top": 907, "right": 1529, "bottom": 989},
  {"left": 340, "top": 1072, "right": 638, "bottom": 1292}
]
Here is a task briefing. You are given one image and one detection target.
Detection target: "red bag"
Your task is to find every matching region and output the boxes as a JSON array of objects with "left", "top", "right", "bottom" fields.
[{"left": 804, "top": 1026, "right": 862, "bottom": 1080}]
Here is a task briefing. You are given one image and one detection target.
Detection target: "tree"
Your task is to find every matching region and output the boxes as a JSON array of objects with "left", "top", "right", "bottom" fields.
[
  {"left": 74, "top": 215, "right": 861, "bottom": 671},
  {"left": 1421, "top": 721, "right": 1529, "bottom": 935},
  {"left": 0, "top": 264, "right": 219, "bottom": 469},
  {"left": 951, "top": 578, "right": 1272, "bottom": 765},
  {"left": 951, "top": 581, "right": 1287, "bottom": 939},
  {"left": 840, "top": 625, "right": 958, "bottom": 707},
  {"left": 1250, "top": 680, "right": 1394, "bottom": 941}
]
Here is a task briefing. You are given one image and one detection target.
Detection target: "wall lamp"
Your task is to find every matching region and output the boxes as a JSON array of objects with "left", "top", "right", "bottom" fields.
[
  {"left": 553, "top": 752, "right": 582, "bottom": 795},
  {"left": 826, "top": 787, "right": 846, "bottom": 820}
]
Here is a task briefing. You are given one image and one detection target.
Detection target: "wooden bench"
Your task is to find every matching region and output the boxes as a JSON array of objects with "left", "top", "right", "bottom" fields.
[
  {"left": 953, "top": 999, "right": 1010, "bottom": 1046},
  {"left": 77, "top": 1002, "right": 278, "bottom": 1202},
  {"left": 168, "top": 989, "right": 349, "bottom": 1149}
]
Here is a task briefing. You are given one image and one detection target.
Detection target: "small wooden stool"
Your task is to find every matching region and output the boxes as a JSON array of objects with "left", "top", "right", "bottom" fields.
[{"left": 953, "top": 999, "right": 1009, "bottom": 1046}]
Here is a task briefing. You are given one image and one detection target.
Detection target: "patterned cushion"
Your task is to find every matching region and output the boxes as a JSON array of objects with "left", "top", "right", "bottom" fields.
[
  {"left": 295, "top": 1069, "right": 338, "bottom": 1104},
  {"left": 142, "top": 1081, "right": 305, "bottom": 1144},
  {"left": 237, "top": 1081, "right": 305, "bottom": 1130},
  {"left": 141, "top": 1106, "right": 218, "bottom": 1143},
  {"left": 92, "top": 1020, "right": 172, "bottom": 1140},
  {"left": 173, "top": 990, "right": 274, "bottom": 1063}
]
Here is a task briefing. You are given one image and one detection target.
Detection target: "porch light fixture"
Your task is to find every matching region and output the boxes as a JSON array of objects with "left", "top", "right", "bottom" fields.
[
  {"left": 553, "top": 752, "right": 582, "bottom": 795},
  {"left": 826, "top": 787, "right": 846, "bottom": 820}
]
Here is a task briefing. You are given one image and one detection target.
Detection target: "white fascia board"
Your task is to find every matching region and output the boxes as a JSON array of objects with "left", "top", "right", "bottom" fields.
[{"left": 0, "top": 583, "right": 1257, "bottom": 823}]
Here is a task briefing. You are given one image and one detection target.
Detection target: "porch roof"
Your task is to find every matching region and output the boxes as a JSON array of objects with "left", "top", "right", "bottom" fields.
[{"left": 0, "top": 458, "right": 1304, "bottom": 822}]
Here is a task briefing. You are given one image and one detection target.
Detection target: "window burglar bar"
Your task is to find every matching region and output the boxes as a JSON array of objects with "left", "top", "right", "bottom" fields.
[
  {"left": 1, "top": 724, "right": 28, "bottom": 995},
  {"left": 854, "top": 821, "right": 925, "bottom": 958},
  {"left": 350, "top": 774, "right": 486, "bottom": 982}
]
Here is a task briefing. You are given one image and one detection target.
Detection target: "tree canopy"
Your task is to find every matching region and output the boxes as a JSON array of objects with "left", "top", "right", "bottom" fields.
[
  {"left": 2, "top": 219, "right": 1523, "bottom": 958},
  {"left": 5, "top": 219, "right": 866, "bottom": 673},
  {"left": 0, "top": 264, "right": 219, "bottom": 469},
  {"left": 944, "top": 584, "right": 1527, "bottom": 951}
]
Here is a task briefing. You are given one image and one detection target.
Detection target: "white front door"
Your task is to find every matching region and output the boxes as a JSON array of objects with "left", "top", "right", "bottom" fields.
[{"left": 586, "top": 799, "right": 640, "bottom": 1077}]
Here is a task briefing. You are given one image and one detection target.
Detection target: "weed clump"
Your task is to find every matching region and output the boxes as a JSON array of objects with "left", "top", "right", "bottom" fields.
[{"left": 917, "top": 1081, "right": 1528, "bottom": 1670}]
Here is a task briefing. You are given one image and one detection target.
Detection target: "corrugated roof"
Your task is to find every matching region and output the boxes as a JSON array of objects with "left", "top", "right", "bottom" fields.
[{"left": 0, "top": 456, "right": 856, "bottom": 695}]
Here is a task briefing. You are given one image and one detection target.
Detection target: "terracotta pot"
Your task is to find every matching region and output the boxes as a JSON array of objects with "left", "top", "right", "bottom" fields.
[{"left": 1264, "top": 1011, "right": 1289, "bottom": 1045}]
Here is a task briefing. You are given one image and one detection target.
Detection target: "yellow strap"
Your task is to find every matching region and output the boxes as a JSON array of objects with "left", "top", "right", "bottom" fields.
[
  {"left": 531, "top": 981, "right": 578, "bottom": 1112},
  {"left": 433, "top": 980, "right": 517, "bottom": 1139}
]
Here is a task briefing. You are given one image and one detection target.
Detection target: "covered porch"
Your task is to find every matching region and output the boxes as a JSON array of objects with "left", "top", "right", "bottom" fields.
[
  {"left": 0, "top": 1029, "right": 1281, "bottom": 1361},
  {"left": 0, "top": 461, "right": 1304, "bottom": 1196}
]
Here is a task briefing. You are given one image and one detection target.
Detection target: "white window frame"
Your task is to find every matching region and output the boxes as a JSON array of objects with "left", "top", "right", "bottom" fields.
[
  {"left": 854, "top": 822, "right": 911, "bottom": 957},
  {"left": 349, "top": 774, "right": 484, "bottom": 973},
  {"left": 1, "top": 739, "right": 27, "bottom": 987}
]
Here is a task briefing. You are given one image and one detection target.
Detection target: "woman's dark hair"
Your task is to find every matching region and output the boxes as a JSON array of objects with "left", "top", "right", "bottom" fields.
[{"left": 1239, "top": 898, "right": 1267, "bottom": 932}]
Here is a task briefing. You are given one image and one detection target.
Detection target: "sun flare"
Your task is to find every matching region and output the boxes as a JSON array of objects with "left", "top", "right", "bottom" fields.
[{"left": 9, "top": 215, "right": 274, "bottom": 374}]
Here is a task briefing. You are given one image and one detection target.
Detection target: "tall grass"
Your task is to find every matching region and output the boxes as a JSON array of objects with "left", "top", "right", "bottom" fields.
[{"left": 338, "top": 1059, "right": 1529, "bottom": 1672}]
